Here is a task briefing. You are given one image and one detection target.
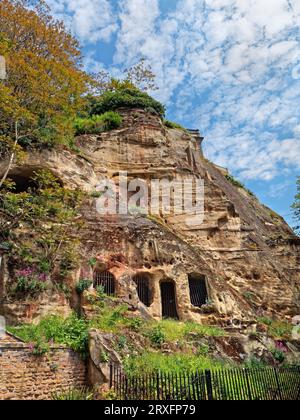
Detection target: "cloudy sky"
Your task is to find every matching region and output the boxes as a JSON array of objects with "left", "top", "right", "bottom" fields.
[{"left": 46, "top": 0, "right": 300, "bottom": 228}]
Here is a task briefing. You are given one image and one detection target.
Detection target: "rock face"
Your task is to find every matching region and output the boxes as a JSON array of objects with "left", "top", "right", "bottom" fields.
[{"left": 0, "top": 108, "right": 299, "bottom": 325}]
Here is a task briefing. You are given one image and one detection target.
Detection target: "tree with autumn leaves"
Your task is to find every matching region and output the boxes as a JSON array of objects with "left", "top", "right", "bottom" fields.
[
  {"left": 0, "top": 0, "right": 93, "bottom": 189},
  {"left": 0, "top": 0, "right": 159, "bottom": 189}
]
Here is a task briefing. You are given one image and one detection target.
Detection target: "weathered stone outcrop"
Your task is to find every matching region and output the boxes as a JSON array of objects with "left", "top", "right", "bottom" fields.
[{"left": 0, "top": 108, "right": 299, "bottom": 325}]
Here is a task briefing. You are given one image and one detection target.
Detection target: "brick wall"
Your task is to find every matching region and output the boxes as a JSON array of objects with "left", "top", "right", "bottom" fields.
[{"left": 0, "top": 340, "right": 87, "bottom": 400}]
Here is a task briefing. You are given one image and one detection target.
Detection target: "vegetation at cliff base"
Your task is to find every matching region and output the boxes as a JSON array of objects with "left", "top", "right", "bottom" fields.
[
  {"left": 0, "top": 170, "right": 84, "bottom": 297},
  {"left": 9, "top": 313, "right": 89, "bottom": 355},
  {"left": 123, "top": 352, "right": 226, "bottom": 376}
]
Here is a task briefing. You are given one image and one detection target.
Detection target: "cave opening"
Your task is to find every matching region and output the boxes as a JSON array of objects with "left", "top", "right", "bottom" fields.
[
  {"left": 188, "top": 273, "right": 208, "bottom": 307},
  {"left": 93, "top": 270, "right": 116, "bottom": 296},
  {"left": 160, "top": 280, "right": 179, "bottom": 319},
  {"left": 133, "top": 274, "right": 152, "bottom": 307},
  {"left": 1, "top": 168, "right": 63, "bottom": 194}
]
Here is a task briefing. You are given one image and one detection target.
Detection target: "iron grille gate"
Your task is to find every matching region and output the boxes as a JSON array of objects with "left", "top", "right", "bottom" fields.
[
  {"left": 93, "top": 270, "right": 116, "bottom": 296},
  {"left": 189, "top": 275, "right": 208, "bottom": 307},
  {"left": 160, "top": 282, "right": 179, "bottom": 319},
  {"left": 134, "top": 275, "right": 151, "bottom": 307}
]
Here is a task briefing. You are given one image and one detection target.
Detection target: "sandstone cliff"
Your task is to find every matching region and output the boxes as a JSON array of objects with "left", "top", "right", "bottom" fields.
[{"left": 0, "top": 108, "right": 299, "bottom": 326}]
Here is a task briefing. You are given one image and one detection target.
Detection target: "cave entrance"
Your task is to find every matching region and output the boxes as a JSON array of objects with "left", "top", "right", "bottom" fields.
[
  {"left": 2, "top": 168, "right": 63, "bottom": 193},
  {"left": 7, "top": 174, "right": 38, "bottom": 193},
  {"left": 188, "top": 273, "right": 208, "bottom": 307},
  {"left": 160, "top": 281, "right": 179, "bottom": 319},
  {"left": 133, "top": 274, "right": 151, "bottom": 307},
  {"left": 93, "top": 270, "right": 116, "bottom": 296}
]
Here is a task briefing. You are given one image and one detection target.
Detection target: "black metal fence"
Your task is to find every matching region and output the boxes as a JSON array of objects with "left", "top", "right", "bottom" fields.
[{"left": 110, "top": 365, "right": 300, "bottom": 400}]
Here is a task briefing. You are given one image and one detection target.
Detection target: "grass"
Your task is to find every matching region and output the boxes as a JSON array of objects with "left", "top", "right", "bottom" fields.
[
  {"left": 89, "top": 304, "right": 129, "bottom": 333},
  {"left": 52, "top": 387, "right": 93, "bottom": 400},
  {"left": 8, "top": 296, "right": 226, "bottom": 367},
  {"left": 225, "top": 174, "right": 255, "bottom": 197},
  {"left": 74, "top": 111, "right": 122, "bottom": 135},
  {"left": 144, "top": 319, "right": 225, "bottom": 344},
  {"left": 164, "top": 120, "right": 187, "bottom": 131},
  {"left": 123, "top": 351, "right": 226, "bottom": 375},
  {"left": 8, "top": 313, "right": 89, "bottom": 355}
]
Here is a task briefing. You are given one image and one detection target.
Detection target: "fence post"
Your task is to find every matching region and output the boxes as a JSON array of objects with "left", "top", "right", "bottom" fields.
[
  {"left": 205, "top": 370, "right": 213, "bottom": 400},
  {"left": 109, "top": 363, "right": 113, "bottom": 389},
  {"left": 244, "top": 369, "right": 252, "bottom": 401},
  {"left": 156, "top": 372, "right": 161, "bottom": 400},
  {"left": 274, "top": 368, "right": 283, "bottom": 400},
  {"left": 297, "top": 367, "right": 300, "bottom": 401}
]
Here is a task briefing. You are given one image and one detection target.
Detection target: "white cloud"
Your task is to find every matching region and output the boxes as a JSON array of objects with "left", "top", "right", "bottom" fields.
[
  {"left": 46, "top": 0, "right": 300, "bottom": 182},
  {"left": 47, "top": 0, "right": 118, "bottom": 43}
]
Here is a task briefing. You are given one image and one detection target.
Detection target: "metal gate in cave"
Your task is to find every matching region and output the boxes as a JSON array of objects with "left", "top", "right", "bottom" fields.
[
  {"left": 93, "top": 270, "right": 116, "bottom": 296},
  {"left": 133, "top": 275, "right": 151, "bottom": 307},
  {"left": 188, "top": 273, "right": 208, "bottom": 307},
  {"left": 160, "top": 281, "right": 179, "bottom": 319}
]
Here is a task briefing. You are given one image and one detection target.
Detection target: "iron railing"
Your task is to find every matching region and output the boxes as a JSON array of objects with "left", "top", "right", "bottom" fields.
[
  {"left": 133, "top": 275, "right": 151, "bottom": 307},
  {"left": 93, "top": 270, "right": 116, "bottom": 296},
  {"left": 110, "top": 365, "right": 300, "bottom": 401},
  {"left": 188, "top": 276, "right": 208, "bottom": 307}
]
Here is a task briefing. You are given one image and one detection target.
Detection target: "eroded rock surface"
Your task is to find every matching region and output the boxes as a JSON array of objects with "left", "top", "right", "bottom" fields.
[{"left": 0, "top": 108, "right": 299, "bottom": 324}]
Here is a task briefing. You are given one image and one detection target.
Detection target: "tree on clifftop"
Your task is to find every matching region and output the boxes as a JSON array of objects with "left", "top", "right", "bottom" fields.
[
  {"left": 292, "top": 177, "right": 300, "bottom": 234},
  {"left": 0, "top": 0, "right": 90, "bottom": 184}
]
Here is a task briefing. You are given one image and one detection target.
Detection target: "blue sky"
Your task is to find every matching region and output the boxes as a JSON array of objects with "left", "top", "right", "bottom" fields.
[{"left": 46, "top": 0, "right": 300, "bottom": 228}]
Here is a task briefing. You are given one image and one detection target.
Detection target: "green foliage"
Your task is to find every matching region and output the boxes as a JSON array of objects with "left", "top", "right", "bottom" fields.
[
  {"left": 0, "top": 0, "right": 91, "bottom": 153},
  {"left": 244, "top": 357, "right": 267, "bottom": 369},
  {"left": 243, "top": 291, "right": 256, "bottom": 302},
  {"left": 164, "top": 120, "right": 186, "bottom": 131},
  {"left": 13, "top": 268, "right": 47, "bottom": 298},
  {"left": 76, "top": 279, "right": 92, "bottom": 294},
  {"left": 52, "top": 387, "right": 93, "bottom": 401},
  {"left": 88, "top": 257, "right": 98, "bottom": 267},
  {"left": 90, "top": 87, "right": 165, "bottom": 118},
  {"left": 31, "top": 339, "right": 50, "bottom": 357},
  {"left": 258, "top": 318, "right": 292, "bottom": 340},
  {"left": 1, "top": 170, "right": 84, "bottom": 294},
  {"left": 225, "top": 174, "right": 255, "bottom": 197},
  {"left": 9, "top": 313, "right": 89, "bottom": 355},
  {"left": 89, "top": 304, "right": 129, "bottom": 333},
  {"left": 147, "top": 326, "right": 166, "bottom": 347},
  {"left": 74, "top": 112, "right": 122, "bottom": 135},
  {"left": 116, "top": 335, "right": 128, "bottom": 351},
  {"left": 197, "top": 344, "right": 210, "bottom": 356},
  {"left": 291, "top": 177, "right": 300, "bottom": 234},
  {"left": 126, "top": 317, "right": 144, "bottom": 332},
  {"left": 124, "top": 352, "right": 225, "bottom": 376},
  {"left": 270, "top": 348, "right": 286, "bottom": 364},
  {"left": 144, "top": 320, "right": 224, "bottom": 343}
]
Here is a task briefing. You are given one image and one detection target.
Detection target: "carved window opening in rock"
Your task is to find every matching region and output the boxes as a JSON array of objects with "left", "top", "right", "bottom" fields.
[
  {"left": 93, "top": 270, "right": 116, "bottom": 296},
  {"left": 188, "top": 273, "right": 208, "bottom": 307},
  {"left": 133, "top": 274, "right": 152, "bottom": 307},
  {"left": 160, "top": 280, "right": 179, "bottom": 319}
]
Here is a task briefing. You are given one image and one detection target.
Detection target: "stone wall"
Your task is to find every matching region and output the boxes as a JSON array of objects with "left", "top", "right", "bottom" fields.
[{"left": 0, "top": 337, "right": 87, "bottom": 400}]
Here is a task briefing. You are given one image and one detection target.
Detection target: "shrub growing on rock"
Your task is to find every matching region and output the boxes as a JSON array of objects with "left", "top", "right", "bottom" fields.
[
  {"left": 74, "top": 111, "right": 122, "bottom": 135},
  {"left": 90, "top": 88, "right": 165, "bottom": 118}
]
